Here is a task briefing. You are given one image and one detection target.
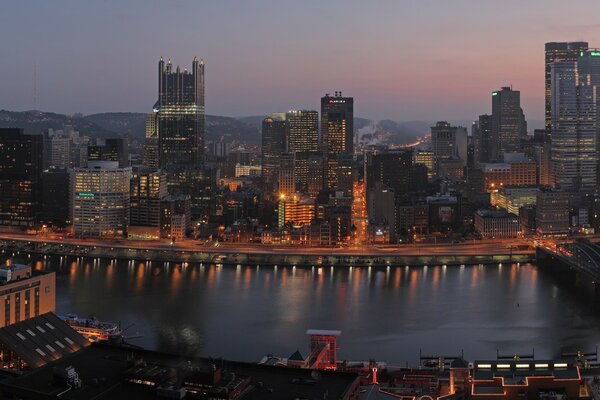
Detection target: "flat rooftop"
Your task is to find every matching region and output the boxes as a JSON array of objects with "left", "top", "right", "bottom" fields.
[
  {"left": 306, "top": 329, "right": 342, "bottom": 336},
  {"left": 1, "top": 343, "right": 359, "bottom": 399},
  {"left": 473, "top": 360, "right": 580, "bottom": 382}
]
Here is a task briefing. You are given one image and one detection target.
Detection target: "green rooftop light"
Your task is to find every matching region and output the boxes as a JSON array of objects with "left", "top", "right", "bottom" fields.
[
  {"left": 492, "top": 92, "right": 498, "bottom": 96},
  {"left": 590, "top": 51, "right": 600, "bottom": 57}
]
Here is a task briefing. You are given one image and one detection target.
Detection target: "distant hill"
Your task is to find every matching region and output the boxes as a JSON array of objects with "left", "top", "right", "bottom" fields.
[
  {"left": 86, "top": 112, "right": 261, "bottom": 144},
  {"left": 85, "top": 112, "right": 147, "bottom": 138},
  {"left": 0, "top": 110, "right": 117, "bottom": 137}
]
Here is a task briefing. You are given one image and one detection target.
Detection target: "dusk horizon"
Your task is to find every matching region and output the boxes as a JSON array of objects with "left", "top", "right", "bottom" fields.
[{"left": 3, "top": 0, "right": 600, "bottom": 122}]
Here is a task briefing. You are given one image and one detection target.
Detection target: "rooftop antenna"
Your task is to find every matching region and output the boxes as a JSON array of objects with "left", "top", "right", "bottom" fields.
[{"left": 33, "top": 62, "right": 38, "bottom": 111}]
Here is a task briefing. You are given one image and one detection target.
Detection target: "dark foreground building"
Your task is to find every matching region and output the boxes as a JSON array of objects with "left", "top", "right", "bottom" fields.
[
  {"left": 0, "top": 341, "right": 361, "bottom": 399},
  {"left": 0, "top": 128, "right": 43, "bottom": 228}
]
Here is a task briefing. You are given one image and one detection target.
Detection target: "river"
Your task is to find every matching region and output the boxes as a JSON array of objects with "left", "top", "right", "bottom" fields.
[{"left": 32, "top": 256, "right": 600, "bottom": 366}]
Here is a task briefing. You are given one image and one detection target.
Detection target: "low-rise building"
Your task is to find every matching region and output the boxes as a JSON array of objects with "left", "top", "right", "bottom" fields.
[
  {"left": 536, "top": 189, "right": 571, "bottom": 236},
  {"left": 474, "top": 209, "right": 520, "bottom": 239},
  {"left": 471, "top": 360, "right": 582, "bottom": 400},
  {"left": 0, "top": 264, "right": 55, "bottom": 327}
]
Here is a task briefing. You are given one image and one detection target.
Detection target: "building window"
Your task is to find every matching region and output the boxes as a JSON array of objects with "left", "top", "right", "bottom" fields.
[
  {"left": 24, "top": 290, "right": 30, "bottom": 320},
  {"left": 4, "top": 297, "right": 9, "bottom": 327},
  {"left": 34, "top": 288, "right": 39, "bottom": 317},
  {"left": 14, "top": 293, "right": 20, "bottom": 323}
]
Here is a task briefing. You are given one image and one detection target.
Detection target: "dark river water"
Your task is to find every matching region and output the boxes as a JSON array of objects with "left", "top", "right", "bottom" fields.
[{"left": 33, "top": 256, "right": 600, "bottom": 366}]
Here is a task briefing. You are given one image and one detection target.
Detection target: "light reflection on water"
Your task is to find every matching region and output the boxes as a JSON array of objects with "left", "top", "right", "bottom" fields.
[{"left": 45, "top": 257, "right": 600, "bottom": 365}]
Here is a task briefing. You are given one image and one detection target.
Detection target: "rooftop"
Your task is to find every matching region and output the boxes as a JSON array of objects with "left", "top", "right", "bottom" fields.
[
  {"left": 1, "top": 343, "right": 359, "bottom": 400},
  {"left": 472, "top": 360, "right": 580, "bottom": 383},
  {"left": 0, "top": 313, "right": 89, "bottom": 370}
]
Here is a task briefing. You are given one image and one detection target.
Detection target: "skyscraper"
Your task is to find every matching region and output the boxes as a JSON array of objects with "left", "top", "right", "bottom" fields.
[
  {"left": 550, "top": 60, "right": 597, "bottom": 190},
  {"left": 261, "top": 114, "right": 286, "bottom": 193},
  {"left": 472, "top": 114, "right": 491, "bottom": 165},
  {"left": 0, "top": 128, "right": 43, "bottom": 227},
  {"left": 431, "top": 121, "right": 468, "bottom": 177},
  {"left": 545, "top": 42, "right": 588, "bottom": 142},
  {"left": 285, "top": 110, "right": 319, "bottom": 153},
  {"left": 154, "top": 57, "right": 208, "bottom": 218},
  {"left": 578, "top": 49, "right": 600, "bottom": 189},
  {"left": 490, "top": 87, "right": 527, "bottom": 161},
  {"left": 321, "top": 92, "right": 354, "bottom": 193},
  {"left": 143, "top": 110, "right": 159, "bottom": 170},
  {"left": 157, "top": 57, "right": 205, "bottom": 169},
  {"left": 72, "top": 161, "right": 132, "bottom": 237}
]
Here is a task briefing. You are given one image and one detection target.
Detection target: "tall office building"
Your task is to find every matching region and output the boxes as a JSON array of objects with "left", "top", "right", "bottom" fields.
[
  {"left": 72, "top": 161, "right": 132, "bottom": 237},
  {"left": 0, "top": 128, "right": 43, "bottom": 227},
  {"left": 472, "top": 114, "right": 491, "bottom": 165},
  {"left": 278, "top": 153, "right": 296, "bottom": 196},
  {"left": 87, "top": 138, "right": 129, "bottom": 167},
  {"left": 321, "top": 92, "right": 354, "bottom": 193},
  {"left": 490, "top": 87, "right": 527, "bottom": 161},
  {"left": 261, "top": 114, "right": 286, "bottom": 192},
  {"left": 157, "top": 57, "right": 205, "bottom": 168},
  {"left": 143, "top": 110, "right": 159, "bottom": 170},
  {"left": 431, "top": 121, "right": 468, "bottom": 176},
  {"left": 154, "top": 57, "right": 206, "bottom": 217},
  {"left": 40, "top": 168, "right": 71, "bottom": 227},
  {"left": 285, "top": 110, "right": 319, "bottom": 153},
  {"left": 550, "top": 60, "right": 598, "bottom": 190},
  {"left": 545, "top": 42, "right": 588, "bottom": 142},
  {"left": 130, "top": 167, "right": 168, "bottom": 227},
  {"left": 367, "top": 149, "right": 413, "bottom": 193},
  {"left": 578, "top": 49, "right": 600, "bottom": 189},
  {"left": 43, "top": 131, "right": 71, "bottom": 169}
]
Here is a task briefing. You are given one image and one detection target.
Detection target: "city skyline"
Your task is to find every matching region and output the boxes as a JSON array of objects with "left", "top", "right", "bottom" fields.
[{"left": 2, "top": 1, "right": 600, "bottom": 122}]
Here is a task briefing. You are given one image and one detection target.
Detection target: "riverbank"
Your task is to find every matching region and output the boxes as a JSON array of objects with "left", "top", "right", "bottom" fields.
[{"left": 0, "top": 235, "right": 535, "bottom": 267}]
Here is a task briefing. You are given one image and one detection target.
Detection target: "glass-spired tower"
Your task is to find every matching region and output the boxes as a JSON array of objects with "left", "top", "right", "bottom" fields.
[{"left": 157, "top": 57, "right": 205, "bottom": 169}]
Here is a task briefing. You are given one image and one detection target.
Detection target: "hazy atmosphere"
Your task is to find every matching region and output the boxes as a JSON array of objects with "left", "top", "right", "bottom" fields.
[{"left": 3, "top": 0, "right": 600, "bottom": 121}]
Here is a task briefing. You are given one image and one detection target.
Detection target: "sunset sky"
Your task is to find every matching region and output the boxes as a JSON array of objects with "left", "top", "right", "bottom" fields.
[{"left": 3, "top": 0, "right": 600, "bottom": 123}]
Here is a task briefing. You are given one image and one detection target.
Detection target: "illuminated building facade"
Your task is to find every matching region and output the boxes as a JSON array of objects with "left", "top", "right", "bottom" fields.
[
  {"left": 278, "top": 152, "right": 295, "bottom": 196},
  {"left": 545, "top": 41, "right": 588, "bottom": 142},
  {"left": 321, "top": 92, "right": 354, "bottom": 194},
  {"left": 143, "top": 110, "right": 159, "bottom": 170},
  {"left": 129, "top": 167, "right": 168, "bottom": 227},
  {"left": 278, "top": 195, "right": 315, "bottom": 227},
  {"left": 491, "top": 186, "right": 539, "bottom": 215},
  {"left": 490, "top": 87, "right": 527, "bottom": 161},
  {"left": 550, "top": 60, "right": 598, "bottom": 190},
  {"left": 414, "top": 149, "right": 434, "bottom": 179},
  {"left": 157, "top": 57, "right": 204, "bottom": 169},
  {"left": 261, "top": 114, "right": 286, "bottom": 192},
  {"left": 471, "top": 360, "right": 582, "bottom": 400},
  {"left": 0, "top": 264, "right": 55, "bottom": 327},
  {"left": 474, "top": 209, "right": 520, "bottom": 239},
  {"left": 0, "top": 128, "right": 43, "bottom": 228},
  {"left": 286, "top": 110, "right": 319, "bottom": 153},
  {"left": 483, "top": 157, "right": 537, "bottom": 192},
  {"left": 72, "top": 161, "right": 131, "bottom": 238},
  {"left": 351, "top": 180, "right": 368, "bottom": 245},
  {"left": 160, "top": 195, "right": 191, "bottom": 240},
  {"left": 306, "top": 329, "right": 340, "bottom": 370}
]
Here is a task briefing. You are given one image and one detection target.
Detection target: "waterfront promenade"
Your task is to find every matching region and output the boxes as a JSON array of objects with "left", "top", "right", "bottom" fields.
[{"left": 0, "top": 233, "right": 536, "bottom": 267}]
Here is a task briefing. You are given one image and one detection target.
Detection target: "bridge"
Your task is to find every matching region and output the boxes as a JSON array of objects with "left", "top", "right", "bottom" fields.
[{"left": 537, "top": 239, "right": 600, "bottom": 282}]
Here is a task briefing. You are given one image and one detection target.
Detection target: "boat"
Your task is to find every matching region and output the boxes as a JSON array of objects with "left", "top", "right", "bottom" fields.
[{"left": 60, "top": 314, "right": 122, "bottom": 343}]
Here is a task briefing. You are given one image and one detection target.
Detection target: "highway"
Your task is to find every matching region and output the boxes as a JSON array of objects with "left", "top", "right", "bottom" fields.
[{"left": 0, "top": 232, "right": 536, "bottom": 257}]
